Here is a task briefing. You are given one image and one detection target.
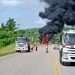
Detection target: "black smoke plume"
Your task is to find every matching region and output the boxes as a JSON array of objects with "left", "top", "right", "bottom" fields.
[{"left": 39, "top": 0, "right": 75, "bottom": 40}]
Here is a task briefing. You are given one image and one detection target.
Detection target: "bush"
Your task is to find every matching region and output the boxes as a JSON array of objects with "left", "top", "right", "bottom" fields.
[
  {"left": 51, "top": 34, "right": 61, "bottom": 44},
  {"left": 0, "top": 28, "right": 39, "bottom": 48},
  {"left": 0, "top": 37, "right": 15, "bottom": 48}
]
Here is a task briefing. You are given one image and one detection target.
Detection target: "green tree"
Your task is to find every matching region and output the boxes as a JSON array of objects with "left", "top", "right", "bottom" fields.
[{"left": 6, "top": 18, "right": 16, "bottom": 31}]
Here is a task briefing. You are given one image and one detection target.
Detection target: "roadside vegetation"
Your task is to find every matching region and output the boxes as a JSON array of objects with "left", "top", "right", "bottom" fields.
[
  {"left": 0, "top": 44, "right": 15, "bottom": 56},
  {"left": 51, "top": 33, "right": 61, "bottom": 44},
  {"left": 0, "top": 18, "right": 16, "bottom": 48},
  {"left": 0, "top": 17, "right": 39, "bottom": 56}
]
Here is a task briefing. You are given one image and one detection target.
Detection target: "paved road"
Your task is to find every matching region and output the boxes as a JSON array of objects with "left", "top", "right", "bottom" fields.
[
  {"left": 0, "top": 45, "right": 53, "bottom": 75},
  {"left": 53, "top": 45, "right": 75, "bottom": 75},
  {"left": 0, "top": 44, "right": 75, "bottom": 75},
  {"left": 61, "top": 65, "right": 75, "bottom": 75}
]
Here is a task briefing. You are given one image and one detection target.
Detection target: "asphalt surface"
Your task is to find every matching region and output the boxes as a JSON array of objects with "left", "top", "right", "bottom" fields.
[
  {"left": 54, "top": 46, "right": 75, "bottom": 75},
  {"left": 0, "top": 44, "right": 75, "bottom": 75},
  {"left": 61, "top": 66, "right": 75, "bottom": 75},
  {"left": 0, "top": 45, "right": 52, "bottom": 75}
]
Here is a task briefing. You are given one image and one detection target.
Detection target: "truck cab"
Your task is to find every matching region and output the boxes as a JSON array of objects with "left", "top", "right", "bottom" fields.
[
  {"left": 60, "top": 27, "right": 75, "bottom": 66},
  {"left": 16, "top": 37, "right": 30, "bottom": 52}
]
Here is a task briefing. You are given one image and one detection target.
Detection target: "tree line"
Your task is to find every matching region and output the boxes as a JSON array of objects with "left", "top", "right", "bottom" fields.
[
  {"left": 0, "top": 18, "right": 17, "bottom": 48},
  {"left": 0, "top": 18, "right": 39, "bottom": 48}
]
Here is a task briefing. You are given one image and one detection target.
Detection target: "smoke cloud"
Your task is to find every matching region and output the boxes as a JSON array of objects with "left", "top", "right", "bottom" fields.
[{"left": 39, "top": 0, "right": 75, "bottom": 38}]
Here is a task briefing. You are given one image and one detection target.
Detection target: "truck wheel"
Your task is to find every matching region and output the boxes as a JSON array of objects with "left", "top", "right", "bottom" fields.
[
  {"left": 60, "top": 59, "right": 65, "bottom": 66},
  {"left": 60, "top": 56, "right": 64, "bottom": 65},
  {"left": 28, "top": 46, "right": 30, "bottom": 52},
  {"left": 59, "top": 51, "right": 66, "bottom": 66},
  {"left": 59, "top": 49, "right": 71, "bottom": 66},
  {"left": 60, "top": 56, "right": 66, "bottom": 66},
  {"left": 60, "top": 57, "right": 71, "bottom": 66},
  {"left": 60, "top": 50, "right": 62, "bottom": 64},
  {"left": 59, "top": 49, "right": 65, "bottom": 65}
]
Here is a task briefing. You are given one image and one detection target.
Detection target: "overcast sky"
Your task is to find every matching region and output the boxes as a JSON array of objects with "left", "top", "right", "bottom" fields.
[{"left": 0, "top": 0, "right": 46, "bottom": 29}]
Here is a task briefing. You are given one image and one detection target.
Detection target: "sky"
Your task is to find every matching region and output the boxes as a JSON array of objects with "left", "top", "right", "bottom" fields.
[{"left": 0, "top": 0, "right": 46, "bottom": 29}]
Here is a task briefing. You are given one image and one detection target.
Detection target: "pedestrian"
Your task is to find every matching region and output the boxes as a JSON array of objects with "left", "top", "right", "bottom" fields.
[
  {"left": 35, "top": 43, "right": 38, "bottom": 51},
  {"left": 42, "top": 34, "right": 49, "bottom": 53},
  {"left": 46, "top": 43, "right": 48, "bottom": 53},
  {"left": 31, "top": 44, "right": 33, "bottom": 51},
  {"left": 34, "top": 42, "right": 38, "bottom": 51}
]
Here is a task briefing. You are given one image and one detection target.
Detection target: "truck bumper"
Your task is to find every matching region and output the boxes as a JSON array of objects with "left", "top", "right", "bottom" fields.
[
  {"left": 62, "top": 54, "right": 75, "bottom": 62},
  {"left": 61, "top": 48, "right": 75, "bottom": 62},
  {"left": 16, "top": 47, "right": 28, "bottom": 52}
]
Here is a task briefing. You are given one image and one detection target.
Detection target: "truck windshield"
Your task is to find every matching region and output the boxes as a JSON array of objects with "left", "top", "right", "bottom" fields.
[
  {"left": 64, "top": 34, "right": 75, "bottom": 44},
  {"left": 16, "top": 38, "right": 26, "bottom": 43}
]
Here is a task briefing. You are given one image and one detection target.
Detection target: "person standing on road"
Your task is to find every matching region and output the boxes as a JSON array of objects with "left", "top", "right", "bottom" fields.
[
  {"left": 35, "top": 42, "right": 38, "bottom": 51},
  {"left": 42, "top": 34, "right": 49, "bottom": 53},
  {"left": 33, "top": 42, "right": 38, "bottom": 52}
]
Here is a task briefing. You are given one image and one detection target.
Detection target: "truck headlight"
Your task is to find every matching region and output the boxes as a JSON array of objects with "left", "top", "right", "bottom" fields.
[{"left": 63, "top": 52, "right": 68, "bottom": 59}]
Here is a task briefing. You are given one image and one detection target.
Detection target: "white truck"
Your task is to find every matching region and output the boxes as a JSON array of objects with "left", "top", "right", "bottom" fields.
[
  {"left": 16, "top": 37, "right": 30, "bottom": 52},
  {"left": 60, "top": 26, "right": 75, "bottom": 66}
]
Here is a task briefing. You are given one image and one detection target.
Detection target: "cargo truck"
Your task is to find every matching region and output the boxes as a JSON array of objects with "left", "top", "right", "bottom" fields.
[
  {"left": 60, "top": 26, "right": 75, "bottom": 66},
  {"left": 16, "top": 37, "right": 30, "bottom": 52}
]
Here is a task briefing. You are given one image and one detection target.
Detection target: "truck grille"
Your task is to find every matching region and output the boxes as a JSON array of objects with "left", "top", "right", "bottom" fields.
[
  {"left": 71, "top": 57, "right": 75, "bottom": 59},
  {"left": 69, "top": 50, "right": 75, "bottom": 52},
  {"left": 18, "top": 44, "right": 24, "bottom": 47},
  {"left": 71, "top": 53, "right": 75, "bottom": 54}
]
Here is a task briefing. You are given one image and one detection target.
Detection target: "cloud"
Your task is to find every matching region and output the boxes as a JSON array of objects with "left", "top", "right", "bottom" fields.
[
  {"left": 0, "top": 0, "right": 40, "bottom": 7},
  {"left": 34, "top": 18, "right": 46, "bottom": 27},
  {"left": 0, "top": 0, "right": 43, "bottom": 8},
  {"left": 1, "top": 0, "right": 21, "bottom": 6}
]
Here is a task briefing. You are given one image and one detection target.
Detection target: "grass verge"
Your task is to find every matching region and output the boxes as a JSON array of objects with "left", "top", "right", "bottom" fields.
[{"left": 0, "top": 43, "right": 16, "bottom": 56}]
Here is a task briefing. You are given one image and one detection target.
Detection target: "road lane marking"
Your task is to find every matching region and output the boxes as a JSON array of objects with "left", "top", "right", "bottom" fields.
[{"left": 49, "top": 45, "right": 62, "bottom": 75}]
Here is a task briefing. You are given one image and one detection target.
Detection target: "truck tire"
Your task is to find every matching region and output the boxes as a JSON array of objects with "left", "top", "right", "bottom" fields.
[
  {"left": 60, "top": 52, "right": 63, "bottom": 65},
  {"left": 60, "top": 55, "right": 67, "bottom": 66},
  {"left": 59, "top": 50, "right": 67, "bottom": 66},
  {"left": 59, "top": 48, "right": 65, "bottom": 65},
  {"left": 60, "top": 52, "right": 71, "bottom": 66}
]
